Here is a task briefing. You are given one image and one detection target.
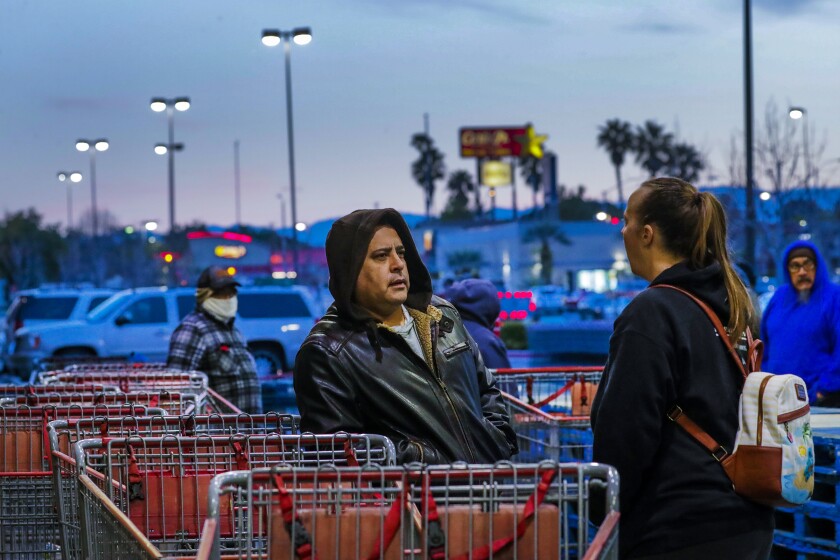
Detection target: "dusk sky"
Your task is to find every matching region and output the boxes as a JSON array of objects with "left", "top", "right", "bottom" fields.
[{"left": 1, "top": 0, "right": 838, "bottom": 232}]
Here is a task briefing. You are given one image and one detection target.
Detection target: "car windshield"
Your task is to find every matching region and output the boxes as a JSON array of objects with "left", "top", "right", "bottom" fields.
[{"left": 87, "top": 292, "right": 134, "bottom": 322}]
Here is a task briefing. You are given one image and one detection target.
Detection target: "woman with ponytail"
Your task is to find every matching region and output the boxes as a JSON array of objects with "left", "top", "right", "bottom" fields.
[{"left": 590, "top": 178, "right": 773, "bottom": 559}]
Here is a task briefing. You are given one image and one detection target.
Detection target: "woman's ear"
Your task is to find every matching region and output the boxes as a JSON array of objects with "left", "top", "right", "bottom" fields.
[{"left": 642, "top": 224, "right": 655, "bottom": 247}]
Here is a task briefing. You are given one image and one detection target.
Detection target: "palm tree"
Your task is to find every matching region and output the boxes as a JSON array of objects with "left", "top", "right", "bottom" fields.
[
  {"left": 633, "top": 120, "right": 673, "bottom": 178},
  {"left": 521, "top": 221, "right": 571, "bottom": 285},
  {"left": 518, "top": 154, "right": 543, "bottom": 210},
  {"left": 441, "top": 170, "right": 475, "bottom": 221},
  {"left": 410, "top": 133, "right": 446, "bottom": 219},
  {"left": 596, "top": 119, "right": 634, "bottom": 207},
  {"left": 664, "top": 143, "right": 705, "bottom": 182}
]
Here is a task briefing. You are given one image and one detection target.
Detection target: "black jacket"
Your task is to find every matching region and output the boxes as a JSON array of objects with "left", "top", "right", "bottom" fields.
[
  {"left": 294, "top": 208, "right": 517, "bottom": 464},
  {"left": 590, "top": 261, "right": 773, "bottom": 558}
]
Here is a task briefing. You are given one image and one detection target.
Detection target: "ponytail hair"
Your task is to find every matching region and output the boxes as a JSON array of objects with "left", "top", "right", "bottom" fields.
[{"left": 637, "top": 177, "right": 754, "bottom": 343}]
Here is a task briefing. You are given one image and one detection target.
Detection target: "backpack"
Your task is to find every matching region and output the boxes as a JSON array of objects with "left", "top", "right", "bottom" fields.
[{"left": 655, "top": 284, "right": 814, "bottom": 507}]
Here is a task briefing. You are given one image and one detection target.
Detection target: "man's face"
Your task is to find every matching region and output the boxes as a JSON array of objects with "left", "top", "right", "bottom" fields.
[
  {"left": 354, "top": 226, "right": 410, "bottom": 324},
  {"left": 788, "top": 256, "right": 816, "bottom": 292}
]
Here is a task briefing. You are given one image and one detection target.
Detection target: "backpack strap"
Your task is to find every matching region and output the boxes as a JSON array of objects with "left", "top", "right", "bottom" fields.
[
  {"left": 652, "top": 284, "right": 748, "bottom": 380},
  {"left": 651, "top": 284, "right": 751, "bottom": 468}
]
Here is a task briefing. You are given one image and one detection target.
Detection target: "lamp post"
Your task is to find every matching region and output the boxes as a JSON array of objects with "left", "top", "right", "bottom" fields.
[
  {"left": 75, "top": 139, "right": 109, "bottom": 236},
  {"left": 57, "top": 171, "right": 83, "bottom": 232},
  {"left": 261, "top": 26, "right": 312, "bottom": 276},
  {"left": 150, "top": 97, "right": 190, "bottom": 233},
  {"left": 789, "top": 106, "right": 811, "bottom": 186}
]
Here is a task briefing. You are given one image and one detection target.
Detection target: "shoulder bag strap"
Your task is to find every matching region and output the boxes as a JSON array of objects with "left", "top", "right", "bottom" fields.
[
  {"left": 651, "top": 284, "right": 748, "bottom": 467},
  {"left": 653, "top": 284, "right": 747, "bottom": 380}
]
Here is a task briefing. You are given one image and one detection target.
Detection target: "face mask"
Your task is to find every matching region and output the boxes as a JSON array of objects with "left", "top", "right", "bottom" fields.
[{"left": 202, "top": 296, "right": 238, "bottom": 322}]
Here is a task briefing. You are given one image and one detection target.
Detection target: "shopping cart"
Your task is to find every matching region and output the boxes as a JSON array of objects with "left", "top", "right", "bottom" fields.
[
  {"left": 72, "top": 433, "right": 397, "bottom": 557},
  {"left": 41, "top": 370, "right": 207, "bottom": 394},
  {"left": 189, "top": 462, "right": 619, "bottom": 560},
  {"left": 494, "top": 366, "right": 603, "bottom": 416},
  {"left": 0, "top": 383, "right": 117, "bottom": 398},
  {"left": 503, "top": 393, "right": 593, "bottom": 463},
  {"left": 38, "top": 369, "right": 241, "bottom": 415},
  {"left": 2, "top": 390, "right": 199, "bottom": 415},
  {"left": 0, "top": 404, "right": 166, "bottom": 559},
  {"left": 48, "top": 412, "right": 300, "bottom": 559}
]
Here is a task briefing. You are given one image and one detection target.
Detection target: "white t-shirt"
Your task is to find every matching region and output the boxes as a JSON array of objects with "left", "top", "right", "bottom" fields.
[{"left": 387, "top": 306, "right": 425, "bottom": 362}]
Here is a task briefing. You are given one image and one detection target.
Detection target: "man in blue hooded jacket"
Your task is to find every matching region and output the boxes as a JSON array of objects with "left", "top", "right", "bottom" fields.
[{"left": 761, "top": 240, "right": 840, "bottom": 405}]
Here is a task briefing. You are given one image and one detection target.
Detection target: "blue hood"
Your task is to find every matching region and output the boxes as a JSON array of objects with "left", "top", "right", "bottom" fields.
[
  {"left": 444, "top": 279, "right": 500, "bottom": 330},
  {"left": 761, "top": 239, "right": 840, "bottom": 399},
  {"left": 774, "top": 239, "right": 831, "bottom": 307}
]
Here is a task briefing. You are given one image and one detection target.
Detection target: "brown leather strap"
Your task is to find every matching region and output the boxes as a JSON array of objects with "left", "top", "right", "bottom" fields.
[
  {"left": 653, "top": 284, "right": 749, "bottom": 467},
  {"left": 667, "top": 405, "right": 729, "bottom": 461},
  {"left": 653, "top": 284, "right": 748, "bottom": 381}
]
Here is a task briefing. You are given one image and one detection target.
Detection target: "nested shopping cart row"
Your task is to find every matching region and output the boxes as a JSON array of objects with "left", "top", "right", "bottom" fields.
[
  {"left": 0, "top": 363, "right": 244, "bottom": 558},
  {"left": 60, "top": 431, "right": 393, "bottom": 559},
  {"left": 0, "top": 403, "right": 168, "bottom": 559},
  {"left": 73, "top": 461, "right": 619, "bottom": 560}
]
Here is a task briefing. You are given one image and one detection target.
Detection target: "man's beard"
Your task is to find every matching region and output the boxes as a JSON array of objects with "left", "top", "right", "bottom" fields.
[{"left": 797, "top": 287, "right": 812, "bottom": 303}]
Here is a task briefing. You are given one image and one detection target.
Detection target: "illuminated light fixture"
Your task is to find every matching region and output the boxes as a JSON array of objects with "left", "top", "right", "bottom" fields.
[
  {"left": 610, "top": 216, "right": 620, "bottom": 225},
  {"left": 125, "top": 226, "right": 135, "bottom": 234},
  {"left": 292, "top": 27, "right": 312, "bottom": 45},
  {"left": 75, "top": 140, "right": 90, "bottom": 152},
  {"left": 261, "top": 29, "right": 281, "bottom": 47},
  {"left": 295, "top": 222, "right": 307, "bottom": 232},
  {"left": 94, "top": 139, "right": 109, "bottom": 151},
  {"left": 788, "top": 107, "right": 805, "bottom": 120},
  {"left": 154, "top": 144, "right": 168, "bottom": 155},
  {"left": 759, "top": 192, "right": 771, "bottom": 201},
  {"left": 272, "top": 271, "right": 287, "bottom": 279},
  {"left": 70, "top": 172, "right": 82, "bottom": 183},
  {"left": 150, "top": 98, "right": 167, "bottom": 112},
  {"left": 226, "top": 266, "right": 237, "bottom": 276},
  {"left": 144, "top": 221, "right": 159, "bottom": 232},
  {"left": 595, "top": 212, "right": 608, "bottom": 221},
  {"left": 174, "top": 97, "right": 191, "bottom": 111},
  {"left": 57, "top": 172, "right": 67, "bottom": 181}
]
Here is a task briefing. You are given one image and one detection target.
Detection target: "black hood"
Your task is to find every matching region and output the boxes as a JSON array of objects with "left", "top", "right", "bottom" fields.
[
  {"left": 650, "top": 260, "right": 730, "bottom": 323},
  {"left": 325, "top": 208, "right": 433, "bottom": 324}
]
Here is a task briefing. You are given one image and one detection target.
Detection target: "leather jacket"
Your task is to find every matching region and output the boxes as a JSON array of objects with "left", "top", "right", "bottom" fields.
[{"left": 294, "top": 296, "right": 518, "bottom": 464}]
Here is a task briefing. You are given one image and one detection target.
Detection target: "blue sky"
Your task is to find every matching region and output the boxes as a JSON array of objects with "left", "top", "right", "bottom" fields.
[{"left": 1, "top": 0, "right": 838, "bottom": 231}]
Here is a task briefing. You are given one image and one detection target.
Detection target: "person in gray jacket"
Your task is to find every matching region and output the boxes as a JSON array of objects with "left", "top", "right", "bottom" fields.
[{"left": 294, "top": 208, "right": 517, "bottom": 464}]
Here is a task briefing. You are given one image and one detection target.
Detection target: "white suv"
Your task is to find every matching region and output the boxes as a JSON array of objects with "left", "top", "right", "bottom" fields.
[
  {"left": 9, "top": 286, "right": 319, "bottom": 378},
  {"left": 3, "top": 288, "right": 115, "bottom": 370}
]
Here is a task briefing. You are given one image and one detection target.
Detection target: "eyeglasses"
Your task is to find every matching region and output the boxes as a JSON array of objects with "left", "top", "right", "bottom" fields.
[{"left": 788, "top": 260, "right": 816, "bottom": 273}]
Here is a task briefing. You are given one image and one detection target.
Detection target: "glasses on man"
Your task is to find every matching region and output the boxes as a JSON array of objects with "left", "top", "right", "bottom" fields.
[{"left": 788, "top": 259, "right": 816, "bottom": 273}]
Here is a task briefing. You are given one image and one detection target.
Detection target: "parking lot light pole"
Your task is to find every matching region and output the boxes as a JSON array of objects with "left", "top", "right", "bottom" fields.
[
  {"left": 75, "top": 139, "right": 109, "bottom": 237},
  {"left": 789, "top": 106, "right": 810, "bottom": 186},
  {"left": 261, "top": 26, "right": 312, "bottom": 276},
  {"left": 151, "top": 97, "right": 190, "bottom": 233},
  {"left": 57, "top": 171, "right": 83, "bottom": 232}
]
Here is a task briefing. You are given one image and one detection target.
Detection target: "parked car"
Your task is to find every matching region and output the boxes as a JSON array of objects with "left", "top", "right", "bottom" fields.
[
  {"left": 2, "top": 288, "right": 114, "bottom": 370},
  {"left": 9, "top": 286, "right": 320, "bottom": 378}
]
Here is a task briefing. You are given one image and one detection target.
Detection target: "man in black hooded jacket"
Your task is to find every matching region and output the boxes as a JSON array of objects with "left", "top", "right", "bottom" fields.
[{"left": 294, "top": 208, "right": 518, "bottom": 464}]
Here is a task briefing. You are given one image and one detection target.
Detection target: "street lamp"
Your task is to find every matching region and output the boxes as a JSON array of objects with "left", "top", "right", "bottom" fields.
[
  {"left": 788, "top": 106, "right": 811, "bottom": 186},
  {"left": 150, "top": 96, "right": 190, "bottom": 233},
  {"left": 75, "top": 138, "right": 109, "bottom": 236},
  {"left": 57, "top": 171, "right": 83, "bottom": 231},
  {"left": 261, "top": 26, "right": 312, "bottom": 275}
]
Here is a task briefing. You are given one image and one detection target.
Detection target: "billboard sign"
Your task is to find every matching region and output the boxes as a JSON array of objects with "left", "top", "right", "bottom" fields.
[{"left": 459, "top": 124, "right": 547, "bottom": 159}]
